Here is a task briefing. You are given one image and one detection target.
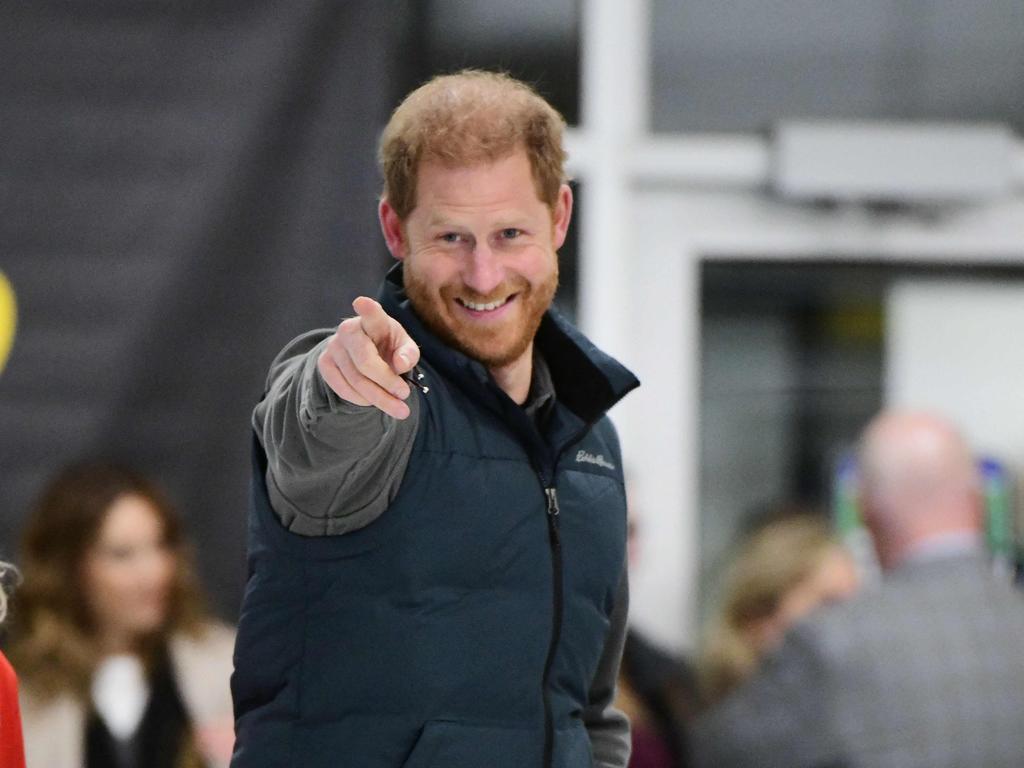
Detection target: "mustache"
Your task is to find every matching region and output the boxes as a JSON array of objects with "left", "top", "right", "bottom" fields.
[{"left": 443, "top": 277, "right": 530, "bottom": 305}]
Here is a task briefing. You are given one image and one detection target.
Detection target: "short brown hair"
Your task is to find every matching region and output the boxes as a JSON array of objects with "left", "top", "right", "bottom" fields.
[
  {"left": 8, "top": 462, "right": 208, "bottom": 701},
  {"left": 379, "top": 69, "right": 568, "bottom": 219}
]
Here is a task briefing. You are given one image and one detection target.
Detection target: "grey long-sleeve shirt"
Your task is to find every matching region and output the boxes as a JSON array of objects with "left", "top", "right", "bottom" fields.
[{"left": 252, "top": 329, "right": 631, "bottom": 766}]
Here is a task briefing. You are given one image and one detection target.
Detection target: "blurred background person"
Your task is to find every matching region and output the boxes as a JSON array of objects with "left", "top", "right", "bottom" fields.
[
  {"left": 617, "top": 626, "right": 697, "bottom": 768},
  {"left": 0, "top": 560, "right": 26, "bottom": 768},
  {"left": 697, "top": 511, "right": 860, "bottom": 706},
  {"left": 7, "top": 463, "right": 235, "bottom": 768},
  {"left": 617, "top": 487, "right": 700, "bottom": 768},
  {"left": 693, "top": 411, "right": 1024, "bottom": 768}
]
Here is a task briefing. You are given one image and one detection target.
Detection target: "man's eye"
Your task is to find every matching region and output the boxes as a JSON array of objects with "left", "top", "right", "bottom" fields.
[
  {"left": 500, "top": 228, "right": 521, "bottom": 239},
  {"left": 440, "top": 233, "right": 462, "bottom": 243}
]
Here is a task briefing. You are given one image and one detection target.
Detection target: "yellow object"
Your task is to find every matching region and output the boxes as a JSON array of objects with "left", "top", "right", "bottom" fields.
[{"left": 0, "top": 270, "right": 16, "bottom": 374}]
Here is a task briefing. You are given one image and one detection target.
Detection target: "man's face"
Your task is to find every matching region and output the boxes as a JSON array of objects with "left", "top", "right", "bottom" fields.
[{"left": 380, "top": 149, "right": 572, "bottom": 369}]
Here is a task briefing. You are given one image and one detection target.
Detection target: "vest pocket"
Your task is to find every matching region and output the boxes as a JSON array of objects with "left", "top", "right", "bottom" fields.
[{"left": 401, "top": 720, "right": 540, "bottom": 768}]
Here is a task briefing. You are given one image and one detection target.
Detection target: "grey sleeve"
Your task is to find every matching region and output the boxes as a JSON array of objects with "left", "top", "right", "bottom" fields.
[
  {"left": 583, "top": 566, "right": 632, "bottom": 768},
  {"left": 251, "top": 329, "right": 420, "bottom": 536}
]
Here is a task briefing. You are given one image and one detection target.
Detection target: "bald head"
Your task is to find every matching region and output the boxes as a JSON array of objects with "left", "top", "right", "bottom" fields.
[{"left": 858, "top": 411, "right": 981, "bottom": 568}]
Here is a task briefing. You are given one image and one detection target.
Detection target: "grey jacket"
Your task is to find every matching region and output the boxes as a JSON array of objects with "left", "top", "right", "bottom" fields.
[{"left": 693, "top": 551, "right": 1024, "bottom": 768}]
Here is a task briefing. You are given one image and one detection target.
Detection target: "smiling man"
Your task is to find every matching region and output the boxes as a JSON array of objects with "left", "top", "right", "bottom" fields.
[{"left": 231, "top": 71, "right": 640, "bottom": 768}]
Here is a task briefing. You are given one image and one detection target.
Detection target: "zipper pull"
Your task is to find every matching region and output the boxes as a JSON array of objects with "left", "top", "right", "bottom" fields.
[{"left": 544, "top": 487, "right": 560, "bottom": 517}]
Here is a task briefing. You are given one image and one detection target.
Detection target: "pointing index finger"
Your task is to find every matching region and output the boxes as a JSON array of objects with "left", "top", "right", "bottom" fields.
[
  {"left": 352, "top": 296, "right": 419, "bottom": 375},
  {"left": 352, "top": 296, "right": 391, "bottom": 343}
]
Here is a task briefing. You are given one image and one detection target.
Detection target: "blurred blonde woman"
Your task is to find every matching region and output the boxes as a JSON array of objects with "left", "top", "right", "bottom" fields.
[
  {"left": 1, "top": 560, "right": 27, "bottom": 768},
  {"left": 698, "top": 513, "right": 860, "bottom": 706},
  {"left": 8, "top": 462, "right": 235, "bottom": 768}
]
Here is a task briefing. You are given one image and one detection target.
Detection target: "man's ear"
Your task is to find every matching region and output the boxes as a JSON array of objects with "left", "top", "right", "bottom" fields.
[
  {"left": 552, "top": 183, "right": 573, "bottom": 250},
  {"left": 379, "top": 198, "right": 407, "bottom": 260}
]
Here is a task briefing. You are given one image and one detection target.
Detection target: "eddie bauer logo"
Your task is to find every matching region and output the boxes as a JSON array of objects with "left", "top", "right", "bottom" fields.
[{"left": 575, "top": 450, "right": 616, "bottom": 470}]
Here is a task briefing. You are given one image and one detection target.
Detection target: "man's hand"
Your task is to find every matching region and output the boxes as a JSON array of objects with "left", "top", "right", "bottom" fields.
[{"left": 317, "top": 297, "right": 421, "bottom": 420}]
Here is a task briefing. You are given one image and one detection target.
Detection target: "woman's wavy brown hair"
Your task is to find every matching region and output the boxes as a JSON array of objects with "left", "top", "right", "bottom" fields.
[{"left": 8, "top": 462, "right": 208, "bottom": 702}]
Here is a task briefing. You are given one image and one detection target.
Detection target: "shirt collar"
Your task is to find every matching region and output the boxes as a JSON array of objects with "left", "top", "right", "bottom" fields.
[
  {"left": 523, "top": 349, "right": 556, "bottom": 425},
  {"left": 903, "top": 530, "right": 985, "bottom": 565}
]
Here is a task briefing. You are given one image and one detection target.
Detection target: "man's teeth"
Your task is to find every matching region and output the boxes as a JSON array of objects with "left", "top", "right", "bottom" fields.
[{"left": 462, "top": 297, "right": 509, "bottom": 311}]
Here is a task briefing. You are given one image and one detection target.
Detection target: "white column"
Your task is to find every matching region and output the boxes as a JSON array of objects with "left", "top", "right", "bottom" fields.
[
  {"left": 615, "top": 215, "right": 700, "bottom": 652},
  {"left": 577, "top": 0, "right": 650, "bottom": 357}
]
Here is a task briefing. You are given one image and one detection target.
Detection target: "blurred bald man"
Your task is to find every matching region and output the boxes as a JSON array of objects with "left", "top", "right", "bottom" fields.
[{"left": 693, "top": 411, "right": 1024, "bottom": 768}]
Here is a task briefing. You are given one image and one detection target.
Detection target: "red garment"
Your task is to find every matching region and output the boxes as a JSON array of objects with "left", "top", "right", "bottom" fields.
[
  {"left": 629, "top": 721, "right": 676, "bottom": 768},
  {"left": 0, "top": 651, "right": 26, "bottom": 768}
]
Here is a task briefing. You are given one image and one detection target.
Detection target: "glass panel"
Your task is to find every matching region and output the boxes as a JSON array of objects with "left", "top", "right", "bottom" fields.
[
  {"left": 411, "top": 0, "right": 581, "bottom": 125},
  {"left": 651, "top": 0, "right": 1024, "bottom": 133}
]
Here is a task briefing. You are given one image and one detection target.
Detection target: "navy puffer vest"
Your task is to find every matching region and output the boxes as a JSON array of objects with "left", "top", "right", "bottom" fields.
[{"left": 231, "top": 266, "right": 639, "bottom": 768}]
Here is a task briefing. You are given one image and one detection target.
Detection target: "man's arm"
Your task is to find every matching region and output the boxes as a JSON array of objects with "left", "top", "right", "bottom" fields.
[
  {"left": 253, "top": 298, "right": 421, "bottom": 536},
  {"left": 583, "top": 568, "right": 631, "bottom": 768}
]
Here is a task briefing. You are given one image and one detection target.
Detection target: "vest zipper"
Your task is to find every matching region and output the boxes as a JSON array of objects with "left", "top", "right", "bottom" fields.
[
  {"left": 536, "top": 423, "right": 594, "bottom": 767},
  {"left": 540, "top": 485, "right": 562, "bottom": 768}
]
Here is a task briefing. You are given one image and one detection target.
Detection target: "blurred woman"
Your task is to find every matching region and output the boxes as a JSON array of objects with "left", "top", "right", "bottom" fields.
[
  {"left": 8, "top": 462, "right": 235, "bottom": 768},
  {"left": 1, "top": 560, "right": 27, "bottom": 768},
  {"left": 698, "top": 513, "right": 860, "bottom": 706}
]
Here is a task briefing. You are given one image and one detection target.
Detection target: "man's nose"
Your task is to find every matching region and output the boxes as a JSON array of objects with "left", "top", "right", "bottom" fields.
[{"left": 463, "top": 242, "right": 503, "bottom": 295}]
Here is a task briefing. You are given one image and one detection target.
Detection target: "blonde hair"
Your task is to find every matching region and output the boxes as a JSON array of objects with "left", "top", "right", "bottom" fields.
[
  {"left": 698, "top": 514, "right": 841, "bottom": 705},
  {"left": 8, "top": 462, "right": 209, "bottom": 702},
  {"left": 379, "top": 69, "right": 568, "bottom": 220}
]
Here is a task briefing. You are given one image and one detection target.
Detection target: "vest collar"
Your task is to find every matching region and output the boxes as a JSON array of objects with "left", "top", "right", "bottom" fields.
[{"left": 378, "top": 263, "right": 639, "bottom": 425}]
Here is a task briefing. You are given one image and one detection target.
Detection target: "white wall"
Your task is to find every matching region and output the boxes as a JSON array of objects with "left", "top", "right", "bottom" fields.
[{"left": 886, "top": 280, "right": 1024, "bottom": 491}]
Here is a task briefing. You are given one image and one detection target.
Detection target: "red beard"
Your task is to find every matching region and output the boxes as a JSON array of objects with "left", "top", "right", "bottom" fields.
[{"left": 404, "top": 266, "right": 558, "bottom": 368}]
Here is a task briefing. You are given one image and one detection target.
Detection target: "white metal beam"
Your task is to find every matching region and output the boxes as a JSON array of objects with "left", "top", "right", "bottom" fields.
[
  {"left": 576, "top": 0, "right": 650, "bottom": 357},
  {"left": 568, "top": 130, "right": 1024, "bottom": 191}
]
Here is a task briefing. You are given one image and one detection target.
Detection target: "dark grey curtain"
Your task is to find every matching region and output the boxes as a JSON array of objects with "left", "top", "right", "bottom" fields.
[{"left": 0, "top": 0, "right": 414, "bottom": 618}]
